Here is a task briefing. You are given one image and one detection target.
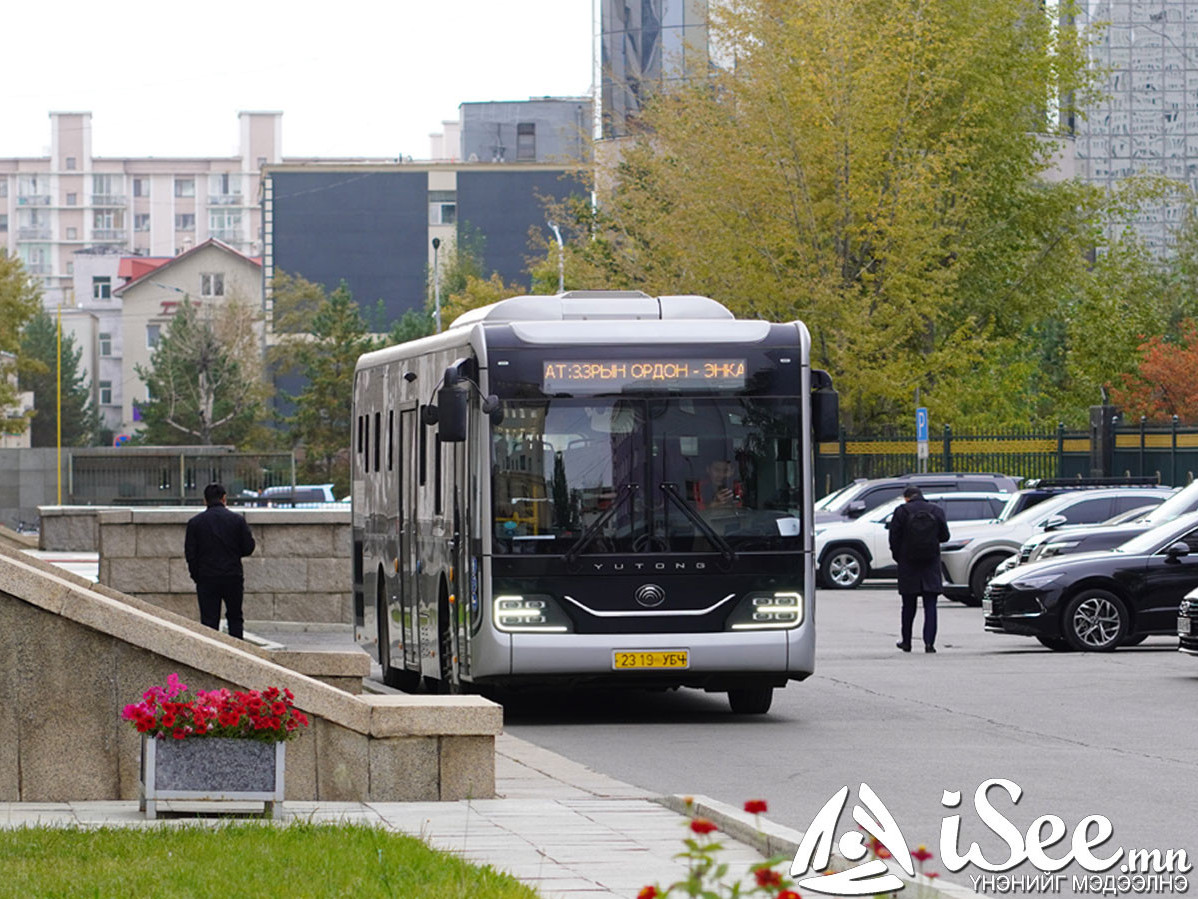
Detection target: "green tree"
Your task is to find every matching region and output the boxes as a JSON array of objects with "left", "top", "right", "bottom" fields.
[
  {"left": 18, "top": 309, "right": 102, "bottom": 447},
  {"left": 532, "top": 0, "right": 1113, "bottom": 430},
  {"left": 273, "top": 274, "right": 378, "bottom": 493},
  {"left": 0, "top": 252, "right": 42, "bottom": 436},
  {"left": 134, "top": 296, "right": 268, "bottom": 446}
]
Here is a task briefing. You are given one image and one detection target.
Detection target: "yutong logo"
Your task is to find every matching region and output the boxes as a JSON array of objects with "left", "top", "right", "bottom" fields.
[
  {"left": 790, "top": 780, "right": 1191, "bottom": 896},
  {"left": 590, "top": 561, "right": 708, "bottom": 572}
]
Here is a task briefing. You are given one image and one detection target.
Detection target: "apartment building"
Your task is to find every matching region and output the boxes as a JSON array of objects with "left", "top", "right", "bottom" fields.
[{"left": 0, "top": 111, "right": 282, "bottom": 305}]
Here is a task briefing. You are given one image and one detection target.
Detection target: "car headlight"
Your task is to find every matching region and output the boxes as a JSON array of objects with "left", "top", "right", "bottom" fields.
[
  {"left": 1010, "top": 572, "right": 1061, "bottom": 591},
  {"left": 493, "top": 594, "right": 573, "bottom": 633},
  {"left": 940, "top": 538, "right": 973, "bottom": 552},
  {"left": 727, "top": 591, "right": 804, "bottom": 630}
]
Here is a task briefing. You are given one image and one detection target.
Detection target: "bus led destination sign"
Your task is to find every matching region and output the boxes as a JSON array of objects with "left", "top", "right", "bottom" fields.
[{"left": 542, "top": 359, "right": 747, "bottom": 392}]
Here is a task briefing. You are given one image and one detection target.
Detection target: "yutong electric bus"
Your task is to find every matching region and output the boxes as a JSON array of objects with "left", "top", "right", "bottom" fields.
[{"left": 351, "top": 291, "right": 837, "bottom": 713}]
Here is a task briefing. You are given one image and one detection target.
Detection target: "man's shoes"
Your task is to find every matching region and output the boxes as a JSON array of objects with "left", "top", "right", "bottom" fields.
[
  {"left": 925, "top": 644, "right": 936, "bottom": 653},
  {"left": 896, "top": 641, "right": 911, "bottom": 652}
]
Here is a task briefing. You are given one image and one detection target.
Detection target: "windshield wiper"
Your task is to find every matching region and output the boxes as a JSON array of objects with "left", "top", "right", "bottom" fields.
[
  {"left": 659, "top": 482, "right": 737, "bottom": 565},
  {"left": 564, "top": 483, "right": 638, "bottom": 565}
]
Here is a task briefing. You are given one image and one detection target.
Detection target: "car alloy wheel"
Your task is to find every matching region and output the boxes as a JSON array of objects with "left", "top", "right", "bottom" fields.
[
  {"left": 1063, "top": 589, "right": 1128, "bottom": 652},
  {"left": 820, "top": 546, "right": 866, "bottom": 589}
]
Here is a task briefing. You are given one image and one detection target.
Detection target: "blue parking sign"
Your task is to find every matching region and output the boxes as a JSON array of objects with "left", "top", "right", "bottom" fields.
[{"left": 916, "top": 407, "right": 928, "bottom": 442}]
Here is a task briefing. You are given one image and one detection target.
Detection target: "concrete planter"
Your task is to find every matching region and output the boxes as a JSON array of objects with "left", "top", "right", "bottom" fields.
[{"left": 139, "top": 735, "right": 286, "bottom": 819}]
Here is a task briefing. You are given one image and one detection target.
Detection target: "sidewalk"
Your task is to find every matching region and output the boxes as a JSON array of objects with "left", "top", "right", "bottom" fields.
[{"left": 0, "top": 734, "right": 769, "bottom": 899}]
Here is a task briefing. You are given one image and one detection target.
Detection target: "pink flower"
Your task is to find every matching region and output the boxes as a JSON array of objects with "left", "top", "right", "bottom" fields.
[{"left": 913, "top": 845, "right": 934, "bottom": 863}]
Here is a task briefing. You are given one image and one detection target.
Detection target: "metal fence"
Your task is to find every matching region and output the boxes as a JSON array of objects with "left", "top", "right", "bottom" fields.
[
  {"left": 816, "top": 420, "right": 1198, "bottom": 496},
  {"left": 68, "top": 449, "right": 296, "bottom": 506}
]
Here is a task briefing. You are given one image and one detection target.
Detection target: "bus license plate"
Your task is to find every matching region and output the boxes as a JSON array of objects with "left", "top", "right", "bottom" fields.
[
  {"left": 1181, "top": 617, "right": 1192, "bottom": 636},
  {"left": 613, "top": 650, "right": 689, "bottom": 670}
]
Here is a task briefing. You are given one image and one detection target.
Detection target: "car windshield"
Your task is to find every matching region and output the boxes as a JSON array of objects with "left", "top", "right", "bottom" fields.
[
  {"left": 491, "top": 396, "right": 803, "bottom": 554},
  {"left": 1113, "top": 515, "right": 1198, "bottom": 555},
  {"left": 815, "top": 483, "right": 859, "bottom": 511},
  {"left": 1134, "top": 485, "right": 1195, "bottom": 525}
]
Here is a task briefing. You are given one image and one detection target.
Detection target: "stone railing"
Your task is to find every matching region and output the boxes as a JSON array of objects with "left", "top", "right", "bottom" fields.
[
  {"left": 0, "top": 547, "right": 500, "bottom": 803},
  {"left": 91, "top": 507, "right": 350, "bottom": 625}
]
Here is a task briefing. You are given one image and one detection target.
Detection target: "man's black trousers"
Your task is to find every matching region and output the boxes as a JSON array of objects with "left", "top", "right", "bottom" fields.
[{"left": 196, "top": 576, "right": 245, "bottom": 639}]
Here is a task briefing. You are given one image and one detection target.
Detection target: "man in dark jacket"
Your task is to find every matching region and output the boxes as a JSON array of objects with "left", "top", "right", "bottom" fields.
[
  {"left": 184, "top": 483, "right": 255, "bottom": 639},
  {"left": 887, "top": 486, "right": 951, "bottom": 653}
]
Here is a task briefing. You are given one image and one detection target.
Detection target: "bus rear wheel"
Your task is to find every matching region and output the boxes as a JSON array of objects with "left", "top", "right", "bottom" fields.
[{"left": 728, "top": 685, "right": 773, "bottom": 715}]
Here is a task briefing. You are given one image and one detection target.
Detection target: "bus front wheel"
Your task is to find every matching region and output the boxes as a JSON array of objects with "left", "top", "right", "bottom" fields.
[{"left": 728, "top": 685, "right": 773, "bottom": 715}]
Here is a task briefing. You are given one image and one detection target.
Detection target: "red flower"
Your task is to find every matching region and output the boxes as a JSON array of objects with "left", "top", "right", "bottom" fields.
[
  {"left": 637, "top": 888, "right": 658, "bottom": 899},
  {"left": 754, "top": 867, "right": 783, "bottom": 887},
  {"left": 777, "top": 891, "right": 802, "bottom": 899},
  {"left": 875, "top": 846, "right": 892, "bottom": 860},
  {"left": 926, "top": 872, "right": 939, "bottom": 879},
  {"left": 689, "top": 818, "right": 718, "bottom": 835},
  {"left": 172, "top": 728, "right": 187, "bottom": 740},
  {"left": 744, "top": 799, "right": 768, "bottom": 815},
  {"left": 913, "top": 845, "right": 934, "bottom": 863}
]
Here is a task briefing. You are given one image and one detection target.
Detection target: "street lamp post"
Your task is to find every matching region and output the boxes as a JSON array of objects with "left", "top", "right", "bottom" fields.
[
  {"left": 432, "top": 237, "right": 442, "bottom": 333},
  {"left": 548, "top": 222, "right": 564, "bottom": 293}
]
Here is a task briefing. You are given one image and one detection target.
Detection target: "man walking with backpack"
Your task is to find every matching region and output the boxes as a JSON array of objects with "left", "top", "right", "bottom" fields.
[{"left": 888, "top": 486, "right": 950, "bottom": 653}]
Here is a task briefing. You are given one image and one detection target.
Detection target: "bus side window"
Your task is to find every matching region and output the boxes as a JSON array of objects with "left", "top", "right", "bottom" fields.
[
  {"left": 434, "top": 435, "right": 443, "bottom": 515},
  {"left": 419, "top": 414, "right": 427, "bottom": 486}
]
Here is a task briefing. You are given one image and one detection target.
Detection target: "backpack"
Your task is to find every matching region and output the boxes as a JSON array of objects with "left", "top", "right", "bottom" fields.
[{"left": 905, "top": 507, "right": 941, "bottom": 562}]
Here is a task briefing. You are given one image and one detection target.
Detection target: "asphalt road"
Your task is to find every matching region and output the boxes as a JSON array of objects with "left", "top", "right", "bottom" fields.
[{"left": 503, "top": 581, "right": 1198, "bottom": 892}]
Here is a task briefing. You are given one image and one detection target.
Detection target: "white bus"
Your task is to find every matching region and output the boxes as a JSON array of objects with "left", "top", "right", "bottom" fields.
[{"left": 351, "top": 291, "right": 837, "bottom": 713}]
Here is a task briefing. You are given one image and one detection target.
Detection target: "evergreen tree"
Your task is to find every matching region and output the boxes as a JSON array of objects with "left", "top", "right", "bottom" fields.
[
  {"left": 134, "top": 297, "right": 267, "bottom": 446},
  {"left": 18, "top": 309, "right": 102, "bottom": 447}
]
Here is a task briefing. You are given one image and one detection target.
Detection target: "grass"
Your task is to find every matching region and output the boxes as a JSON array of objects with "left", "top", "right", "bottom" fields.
[{"left": 0, "top": 820, "right": 541, "bottom": 898}]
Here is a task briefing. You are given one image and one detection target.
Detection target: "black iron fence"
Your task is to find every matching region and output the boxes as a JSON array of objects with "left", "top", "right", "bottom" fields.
[
  {"left": 816, "top": 417, "right": 1198, "bottom": 496},
  {"left": 68, "top": 448, "right": 296, "bottom": 506}
]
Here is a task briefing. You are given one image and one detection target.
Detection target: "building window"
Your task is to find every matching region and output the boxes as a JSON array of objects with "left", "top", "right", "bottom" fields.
[
  {"left": 93, "top": 210, "right": 124, "bottom": 234},
  {"left": 99, "top": 381, "right": 112, "bottom": 405},
  {"left": 428, "top": 190, "right": 457, "bottom": 225},
  {"left": 0, "top": 180, "right": 7, "bottom": 197},
  {"left": 99, "top": 332, "right": 112, "bottom": 356},
  {"left": 0, "top": 215, "right": 6, "bottom": 232},
  {"left": 208, "top": 209, "right": 242, "bottom": 239},
  {"left": 201, "top": 273, "right": 225, "bottom": 297},
  {"left": 66, "top": 193, "right": 77, "bottom": 206},
  {"left": 134, "top": 213, "right": 150, "bottom": 232},
  {"left": 92, "top": 174, "right": 120, "bottom": 200},
  {"left": 516, "top": 123, "right": 536, "bottom": 160},
  {"left": 66, "top": 227, "right": 77, "bottom": 240},
  {"left": 146, "top": 324, "right": 161, "bottom": 348},
  {"left": 65, "top": 157, "right": 76, "bottom": 170},
  {"left": 93, "top": 276, "right": 112, "bottom": 300},
  {"left": 65, "top": 262, "right": 73, "bottom": 275},
  {"left": 133, "top": 178, "right": 150, "bottom": 197},
  {"left": 208, "top": 172, "right": 242, "bottom": 199},
  {"left": 174, "top": 178, "right": 195, "bottom": 198},
  {"left": 175, "top": 213, "right": 195, "bottom": 231}
]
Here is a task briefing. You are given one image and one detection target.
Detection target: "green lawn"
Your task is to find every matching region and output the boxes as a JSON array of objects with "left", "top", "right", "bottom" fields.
[{"left": 0, "top": 821, "right": 541, "bottom": 898}]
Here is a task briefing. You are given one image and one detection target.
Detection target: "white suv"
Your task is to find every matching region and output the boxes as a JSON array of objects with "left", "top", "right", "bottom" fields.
[
  {"left": 940, "top": 487, "right": 1174, "bottom": 604},
  {"left": 816, "top": 492, "right": 1009, "bottom": 589}
]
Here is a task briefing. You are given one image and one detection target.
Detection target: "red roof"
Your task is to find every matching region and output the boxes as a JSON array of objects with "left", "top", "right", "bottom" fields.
[{"left": 118, "top": 256, "right": 171, "bottom": 282}]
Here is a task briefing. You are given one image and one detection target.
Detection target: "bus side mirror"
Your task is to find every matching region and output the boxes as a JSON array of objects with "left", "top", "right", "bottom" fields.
[
  {"left": 437, "top": 385, "right": 468, "bottom": 442},
  {"left": 482, "top": 395, "right": 504, "bottom": 426},
  {"left": 811, "top": 386, "right": 839, "bottom": 443}
]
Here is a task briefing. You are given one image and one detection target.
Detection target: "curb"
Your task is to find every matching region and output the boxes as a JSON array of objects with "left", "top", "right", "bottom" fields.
[{"left": 657, "top": 794, "right": 974, "bottom": 899}]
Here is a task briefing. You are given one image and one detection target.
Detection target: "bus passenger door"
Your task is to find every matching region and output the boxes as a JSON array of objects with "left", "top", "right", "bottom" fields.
[{"left": 399, "top": 409, "right": 419, "bottom": 673}]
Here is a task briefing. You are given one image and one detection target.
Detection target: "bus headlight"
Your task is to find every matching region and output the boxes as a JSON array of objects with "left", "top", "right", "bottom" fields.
[
  {"left": 726, "top": 591, "right": 804, "bottom": 630},
  {"left": 493, "top": 594, "right": 573, "bottom": 633}
]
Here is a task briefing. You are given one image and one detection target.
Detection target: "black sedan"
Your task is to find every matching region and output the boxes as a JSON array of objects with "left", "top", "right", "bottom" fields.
[
  {"left": 1180, "top": 587, "right": 1198, "bottom": 656},
  {"left": 983, "top": 511, "right": 1198, "bottom": 651}
]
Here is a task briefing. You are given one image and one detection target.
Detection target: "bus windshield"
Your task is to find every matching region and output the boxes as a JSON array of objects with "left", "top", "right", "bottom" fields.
[{"left": 491, "top": 397, "right": 803, "bottom": 554}]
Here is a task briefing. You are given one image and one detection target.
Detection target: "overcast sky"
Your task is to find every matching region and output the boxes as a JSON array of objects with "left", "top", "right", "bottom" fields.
[{"left": 6, "top": 0, "right": 596, "bottom": 161}]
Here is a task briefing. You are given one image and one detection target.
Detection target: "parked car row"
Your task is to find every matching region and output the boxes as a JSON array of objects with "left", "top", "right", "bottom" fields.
[
  {"left": 237, "top": 484, "right": 346, "bottom": 508},
  {"left": 818, "top": 473, "right": 1198, "bottom": 656}
]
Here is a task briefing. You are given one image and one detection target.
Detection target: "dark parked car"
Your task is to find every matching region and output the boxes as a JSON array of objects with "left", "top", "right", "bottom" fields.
[
  {"left": 814, "top": 473, "right": 1018, "bottom": 526},
  {"left": 983, "top": 511, "right": 1198, "bottom": 651},
  {"left": 1179, "top": 586, "right": 1198, "bottom": 657}
]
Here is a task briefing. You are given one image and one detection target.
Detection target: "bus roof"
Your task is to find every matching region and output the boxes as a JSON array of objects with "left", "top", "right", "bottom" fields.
[{"left": 449, "top": 291, "right": 735, "bottom": 328}]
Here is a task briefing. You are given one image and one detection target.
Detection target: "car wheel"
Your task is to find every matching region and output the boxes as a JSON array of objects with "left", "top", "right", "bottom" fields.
[
  {"left": 1036, "top": 636, "right": 1073, "bottom": 652},
  {"left": 967, "top": 555, "right": 1006, "bottom": 606},
  {"left": 728, "top": 685, "right": 774, "bottom": 714},
  {"left": 820, "top": 546, "right": 867, "bottom": 589},
  {"left": 1062, "top": 589, "right": 1128, "bottom": 652}
]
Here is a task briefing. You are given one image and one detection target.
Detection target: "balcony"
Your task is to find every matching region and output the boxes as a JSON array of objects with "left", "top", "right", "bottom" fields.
[
  {"left": 17, "top": 195, "right": 51, "bottom": 206},
  {"left": 17, "top": 227, "right": 52, "bottom": 240},
  {"left": 92, "top": 229, "right": 128, "bottom": 241},
  {"left": 207, "top": 194, "right": 244, "bottom": 206},
  {"left": 24, "top": 263, "right": 51, "bottom": 275},
  {"left": 209, "top": 228, "right": 243, "bottom": 242},
  {"left": 92, "top": 195, "right": 127, "bottom": 207}
]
